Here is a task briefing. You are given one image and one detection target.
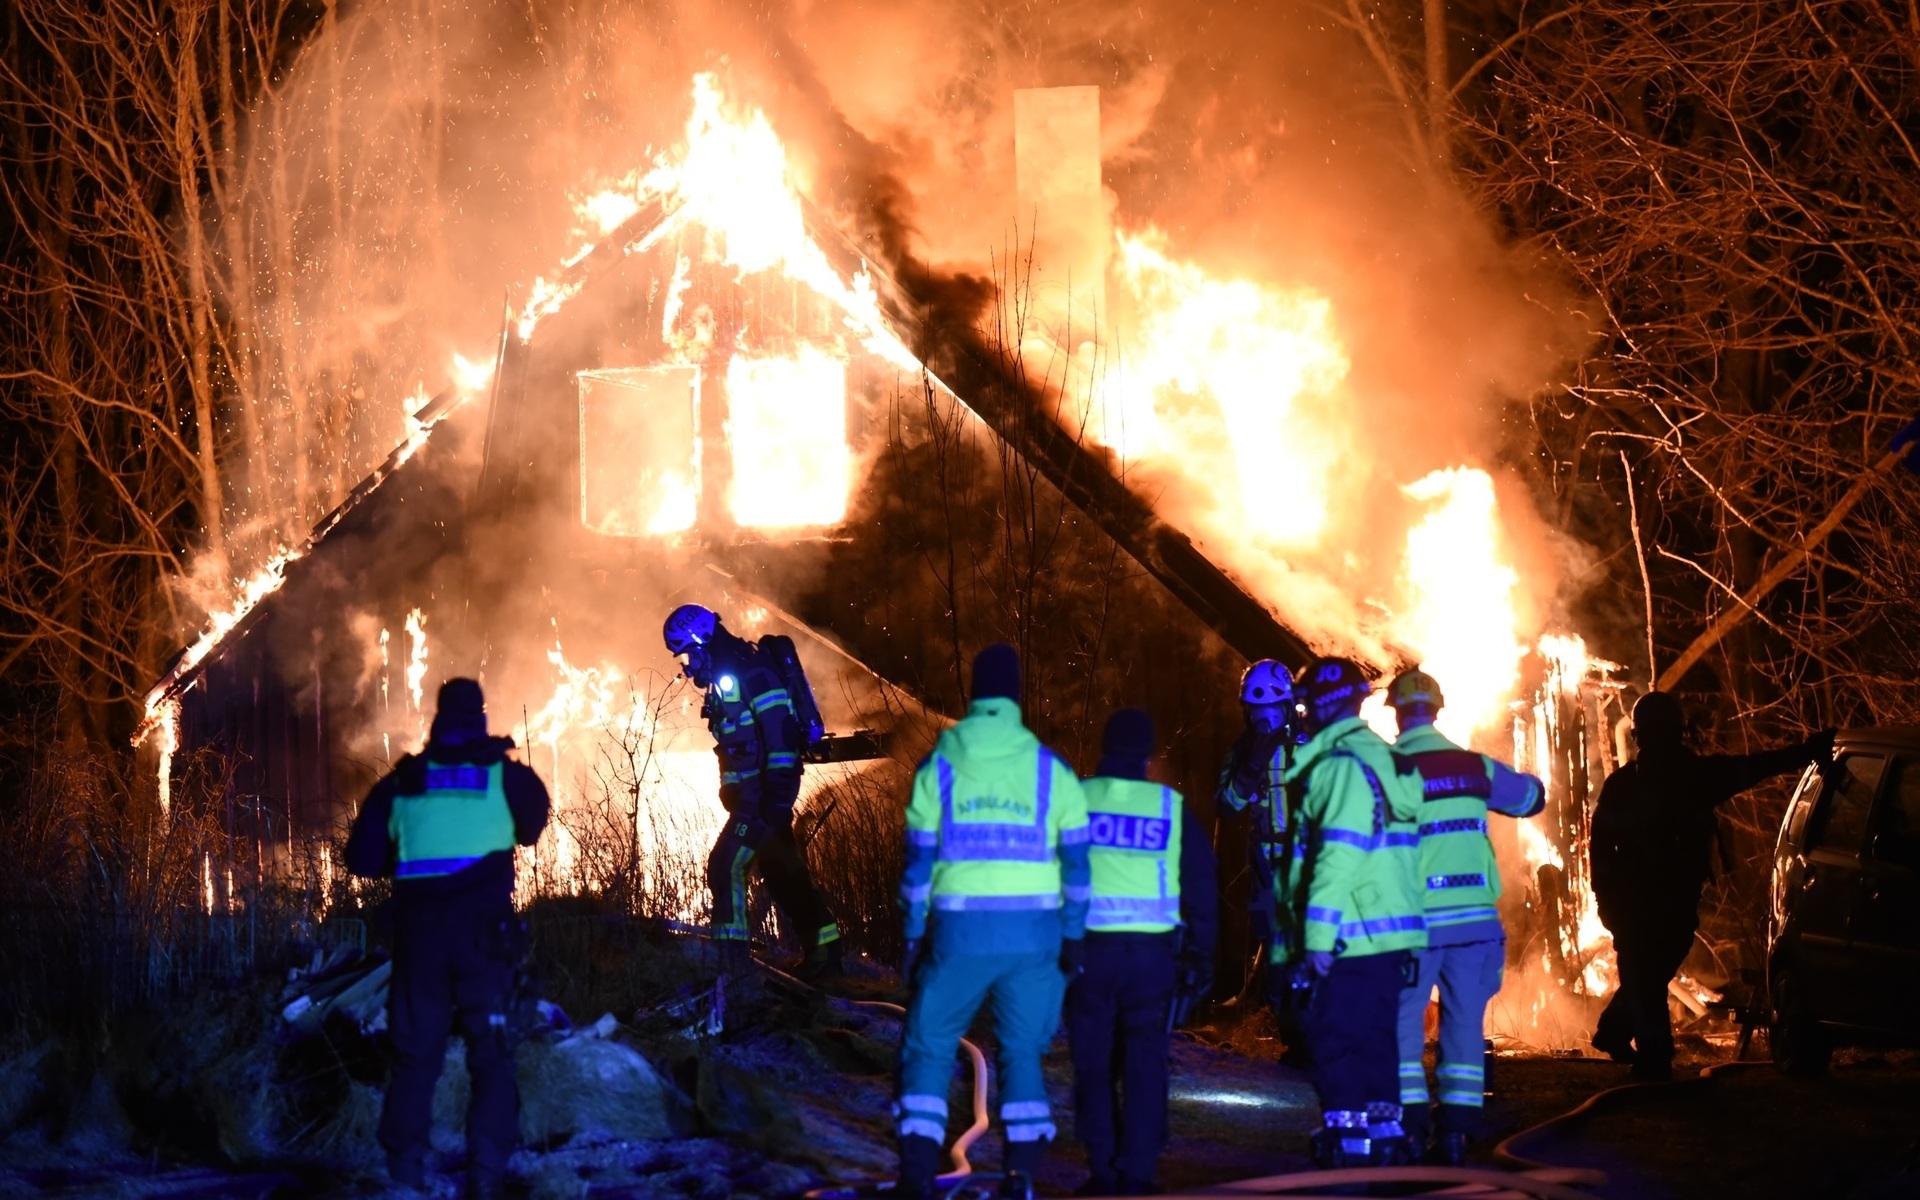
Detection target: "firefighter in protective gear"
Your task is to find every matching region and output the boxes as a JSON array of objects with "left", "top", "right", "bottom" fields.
[
  {"left": 1387, "top": 670, "right": 1543, "bottom": 1164},
  {"left": 1216, "top": 660, "right": 1297, "bottom": 967},
  {"left": 1066, "top": 708, "right": 1219, "bottom": 1196},
  {"left": 663, "top": 603, "right": 841, "bottom": 978},
  {"left": 346, "top": 678, "right": 551, "bottom": 1200},
  {"left": 895, "top": 644, "right": 1091, "bottom": 1200},
  {"left": 1588, "top": 691, "right": 1833, "bottom": 1080},
  {"left": 1277, "top": 657, "right": 1426, "bottom": 1169}
]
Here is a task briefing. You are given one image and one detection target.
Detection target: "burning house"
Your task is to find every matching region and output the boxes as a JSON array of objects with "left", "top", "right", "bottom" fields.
[
  {"left": 139, "top": 74, "right": 1629, "bottom": 1044},
  {"left": 138, "top": 76, "right": 1318, "bottom": 935}
]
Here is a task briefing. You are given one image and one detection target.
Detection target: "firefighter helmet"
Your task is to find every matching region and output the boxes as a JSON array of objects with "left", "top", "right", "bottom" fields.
[
  {"left": 1240, "top": 659, "right": 1294, "bottom": 706},
  {"left": 662, "top": 604, "right": 719, "bottom": 655},
  {"left": 1298, "top": 656, "right": 1372, "bottom": 730},
  {"left": 1387, "top": 668, "right": 1444, "bottom": 711}
]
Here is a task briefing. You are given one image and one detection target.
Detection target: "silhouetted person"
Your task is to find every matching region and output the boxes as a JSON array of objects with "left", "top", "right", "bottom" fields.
[
  {"left": 347, "top": 678, "right": 550, "bottom": 1199},
  {"left": 1588, "top": 691, "right": 1831, "bottom": 1080}
]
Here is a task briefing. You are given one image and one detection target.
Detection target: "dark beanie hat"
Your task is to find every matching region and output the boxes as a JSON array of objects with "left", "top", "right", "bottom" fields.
[
  {"left": 970, "top": 643, "right": 1021, "bottom": 702},
  {"left": 1101, "top": 708, "right": 1156, "bottom": 760},
  {"left": 430, "top": 677, "right": 488, "bottom": 744}
]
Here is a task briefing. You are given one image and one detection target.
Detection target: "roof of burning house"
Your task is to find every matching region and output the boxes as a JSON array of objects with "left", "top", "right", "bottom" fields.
[{"left": 142, "top": 178, "right": 1314, "bottom": 734}]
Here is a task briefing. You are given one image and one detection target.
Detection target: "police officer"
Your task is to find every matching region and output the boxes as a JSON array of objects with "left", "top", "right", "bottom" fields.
[
  {"left": 1386, "top": 670, "right": 1544, "bottom": 1164},
  {"left": 1277, "top": 657, "right": 1426, "bottom": 1169},
  {"left": 1067, "top": 708, "right": 1219, "bottom": 1196},
  {"left": 1215, "top": 660, "right": 1297, "bottom": 1003},
  {"left": 1589, "top": 691, "right": 1832, "bottom": 1080},
  {"left": 895, "top": 644, "right": 1091, "bottom": 1200},
  {"left": 662, "top": 604, "right": 841, "bottom": 978},
  {"left": 346, "top": 678, "right": 551, "bottom": 1200}
]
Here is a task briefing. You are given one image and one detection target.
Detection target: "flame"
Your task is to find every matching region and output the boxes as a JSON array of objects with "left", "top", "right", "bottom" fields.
[
  {"left": 524, "top": 74, "right": 921, "bottom": 371},
  {"left": 1393, "top": 469, "right": 1526, "bottom": 741},
  {"left": 404, "top": 608, "right": 429, "bottom": 717},
  {"left": 726, "top": 347, "right": 851, "bottom": 528},
  {"left": 202, "top": 852, "right": 215, "bottom": 916},
  {"left": 450, "top": 351, "right": 495, "bottom": 395},
  {"left": 154, "top": 696, "right": 179, "bottom": 818},
  {"left": 1109, "top": 231, "right": 1349, "bottom": 545},
  {"left": 518, "top": 640, "right": 723, "bottom": 909}
]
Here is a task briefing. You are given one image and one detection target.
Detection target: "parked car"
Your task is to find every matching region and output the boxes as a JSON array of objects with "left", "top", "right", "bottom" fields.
[{"left": 1767, "top": 725, "right": 1920, "bottom": 1073}]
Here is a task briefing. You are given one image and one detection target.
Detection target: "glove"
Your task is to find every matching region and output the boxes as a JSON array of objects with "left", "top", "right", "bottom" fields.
[
  {"left": 718, "top": 780, "right": 743, "bottom": 813},
  {"left": 1306, "top": 949, "right": 1335, "bottom": 979},
  {"left": 1059, "top": 937, "right": 1087, "bottom": 979},
  {"left": 1806, "top": 728, "right": 1838, "bottom": 764}
]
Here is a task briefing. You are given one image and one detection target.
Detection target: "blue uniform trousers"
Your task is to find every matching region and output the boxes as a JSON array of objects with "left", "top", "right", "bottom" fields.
[
  {"left": 1303, "top": 950, "right": 1412, "bottom": 1115},
  {"left": 1394, "top": 939, "right": 1502, "bottom": 1138},
  {"left": 1065, "top": 931, "right": 1178, "bottom": 1188},
  {"left": 380, "top": 901, "right": 520, "bottom": 1177},
  {"left": 898, "top": 914, "right": 1067, "bottom": 1153}
]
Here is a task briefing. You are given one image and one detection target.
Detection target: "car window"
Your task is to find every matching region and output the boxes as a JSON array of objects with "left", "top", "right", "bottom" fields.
[
  {"left": 1870, "top": 757, "right": 1920, "bottom": 870},
  {"left": 1806, "top": 753, "right": 1885, "bottom": 857}
]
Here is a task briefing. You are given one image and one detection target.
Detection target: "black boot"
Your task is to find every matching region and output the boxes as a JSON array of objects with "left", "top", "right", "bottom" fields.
[
  {"left": 1432, "top": 1131, "right": 1468, "bottom": 1167},
  {"left": 897, "top": 1133, "right": 941, "bottom": 1200},
  {"left": 1366, "top": 1100, "right": 1414, "bottom": 1166},
  {"left": 1001, "top": 1137, "right": 1045, "bottom": 1198}
]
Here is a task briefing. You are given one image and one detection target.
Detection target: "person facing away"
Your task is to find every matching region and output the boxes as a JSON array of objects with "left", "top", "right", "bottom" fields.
[
  {"left": 894, "top": 643, "right": 1091, "bottom": 1200},
  {"left": 1275, "top": 656, "right": 1427, "bottom": 1170},
  {"left": 1067, "top": 707, "right": 1220, "bottom": 1197},
  {"left": 1386, "top": 669, "right": 1543, "bottom": 1165},
  {"left": 661, "top": 603, "right": 841, "bottom": 980},
  {"left": 345, "top": 677, "right": 551, "bottom": 1200},
  {"left": 1588, "top": 691, "right": 1832, "bottom": 1080},
  {"left": 1214, "top": 659, "right": 1299, "bottom": 1008}
]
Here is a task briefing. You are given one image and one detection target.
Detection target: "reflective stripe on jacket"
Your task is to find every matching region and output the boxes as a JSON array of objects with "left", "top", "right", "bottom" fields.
[
  {"left": 389, "top": 760, "right": 516, "bottom": 879},
  {"left": 1083, "top": 777, "right": 1183, "bottom": 933},
  {"left": 1276, "top": 716, "right": 1426, "bottom": 959},
  {"left": 1396, "top": 723, "right": 1544, "bottom": 945}
]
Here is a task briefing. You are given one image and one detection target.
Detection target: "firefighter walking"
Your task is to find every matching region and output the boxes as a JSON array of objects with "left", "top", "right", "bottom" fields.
[
  {"left": 895, "top": 644, "right": 1091, "bottom": 1200},
  {"left": 1276, "top": 657, "right": 1427, "bottom": 1168},
  {"left": 662, "top": 603, "right": 842, "bottom": 978},
  {"left": 1386, "top": 669, "right": 1544, "bottom": 1163},
  {"left": 346, "top": 678, "right": 551, "bottom": 1200},
  {"left": 1066, "top": 708, "right": 1219, "bottom": 1196}
]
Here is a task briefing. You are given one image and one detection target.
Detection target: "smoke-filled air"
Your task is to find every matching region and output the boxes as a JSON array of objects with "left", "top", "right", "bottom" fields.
[{"left": 8, "top": 1, "right": 1919, "bottom": 1195}]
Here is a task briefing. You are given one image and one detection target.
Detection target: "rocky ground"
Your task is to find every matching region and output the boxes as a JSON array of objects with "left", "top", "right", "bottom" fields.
[{"left": 3, "top": 950, "right": 1918, "bottom": 1199}]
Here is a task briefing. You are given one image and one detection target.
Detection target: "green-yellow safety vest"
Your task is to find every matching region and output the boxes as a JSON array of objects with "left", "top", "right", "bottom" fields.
[
  {"left": 389, "top": 759, "right": 515, "bottom": 879},
  {"left": 1083, "top": 777, "right": 1183, "bottom": 933}
]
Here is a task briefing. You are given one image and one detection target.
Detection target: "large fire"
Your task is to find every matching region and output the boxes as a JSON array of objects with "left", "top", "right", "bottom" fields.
[{"left": 149, "top": 70, "right": 1620, "bottom": 1036}]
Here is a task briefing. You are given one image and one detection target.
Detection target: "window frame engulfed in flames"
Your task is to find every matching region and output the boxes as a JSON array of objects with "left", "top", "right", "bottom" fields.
[
  {"left": 577, "top": 348, "right": 854, "bottom": 538},
  {"left": 577, "top": 364, "right": 703, "bottom": 538}
]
